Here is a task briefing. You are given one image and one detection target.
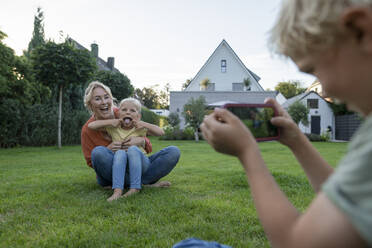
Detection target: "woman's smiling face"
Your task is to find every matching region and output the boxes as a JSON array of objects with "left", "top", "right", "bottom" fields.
[{"left": 90, "top": 87, "right": 114, "bottom": 120}]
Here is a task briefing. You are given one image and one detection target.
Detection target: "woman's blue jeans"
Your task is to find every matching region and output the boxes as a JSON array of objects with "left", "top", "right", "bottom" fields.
[{"left": 91, "top": 145, "right": 180, "bottom": 188}]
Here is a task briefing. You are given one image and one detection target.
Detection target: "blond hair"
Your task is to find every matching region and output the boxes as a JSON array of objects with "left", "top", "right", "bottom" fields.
[
  {"left": 119, "top": 98, "right": 142, "bottom": 112},
  {"left": 84, "top": 81, "right": 114, "bottom": 113},
  {"left": 269, "top": 0, "right": 372, "bottom": 59}
]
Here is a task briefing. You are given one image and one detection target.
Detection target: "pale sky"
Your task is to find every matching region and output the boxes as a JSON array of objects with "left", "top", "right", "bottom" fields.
[{"left": 0, "top": 0, "right": 315, "bottom": 91}]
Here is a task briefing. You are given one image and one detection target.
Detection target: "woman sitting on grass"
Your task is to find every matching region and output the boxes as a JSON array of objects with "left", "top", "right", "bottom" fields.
[
  {"left": 88, "top": 98, "right": 165, "bottom": 201},
  {"left": 81, "top": 81, "right": 180, "bottom": 200}
]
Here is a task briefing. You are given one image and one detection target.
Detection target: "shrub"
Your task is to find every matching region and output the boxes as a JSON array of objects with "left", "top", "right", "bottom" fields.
[
  {"left": 320, "top": 131, "right": 331, "bottom": 142},
  {"left": 141, "top": 107, "right": 160, "bottom": 125},
  {"left": 305, "top": 133, "right": 323, "bottom": 142},
  {"left": 167, "top": 112, "right": 180, "bottom": 127},
  {"left": 182, "top": 126, "right": 195, "bottom": 140}
]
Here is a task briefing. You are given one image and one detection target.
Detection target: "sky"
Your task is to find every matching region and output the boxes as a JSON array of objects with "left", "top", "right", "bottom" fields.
[{"left": 0, "top": 0, "right": 315, "bottom": 92}]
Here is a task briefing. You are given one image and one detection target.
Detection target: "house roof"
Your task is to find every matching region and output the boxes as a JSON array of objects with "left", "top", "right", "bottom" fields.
[
  {"left": 282, "top": 91, "right": 325, "bottom": 108},
  {"left": 68, "top": 38, "right": 120, "bottom": 73},
  {"left": 187, "top": 39, "right": 263, "bottom": 91}
]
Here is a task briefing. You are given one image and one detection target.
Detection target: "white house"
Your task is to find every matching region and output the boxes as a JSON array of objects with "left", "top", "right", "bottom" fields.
[
  {"left": 185, "top": 39, "right": 264, "bottom": 92},
  {"left": 170, "top": 39, "right": 278, "bottom": 128},
  {"left": 282, "top": 91, "right": 335, "bottom": 139}
]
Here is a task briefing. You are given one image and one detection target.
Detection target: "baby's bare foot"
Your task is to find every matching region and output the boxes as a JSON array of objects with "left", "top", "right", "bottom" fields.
[
  {"left": 123, "top": 188, "right": 140, "bottom": 197},
  {"left": 107, "top": 188, "right": 123, "bottom": 202},
  {"left": 144, "top": 181, "right": 171, "bottom": 188}
]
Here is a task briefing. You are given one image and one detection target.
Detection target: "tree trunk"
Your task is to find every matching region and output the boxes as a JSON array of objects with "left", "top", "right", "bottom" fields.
[
  {"left": 58, "top": 85, "right": 63, "bottom": 148},
  {"left": 194, "top": 130, "right": 199, "bottom": 142}
]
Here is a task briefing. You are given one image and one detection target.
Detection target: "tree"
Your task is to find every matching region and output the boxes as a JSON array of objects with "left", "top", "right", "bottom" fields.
[
  {"left": 329, "top": 102, "right": 354, "bottom": 115},
  {"left": 32, "top": 39, "right": 97, "bottom": 148},
  {"left": 157, "top": 83, "right": 170, "bottom": 109},
  {"left": 288, "top": 101, "right": 309, "bottom": 126},
  {"left": 92, "top": 70, "right": 134, "bottom": 102},
  {"left": 0, "top": 29, "right": 51, "bottom": 147},
  {"left": 182, "top": 78, "right": 192, "bottom": 90},
  {"left": 133, "top": 87, "right": 159, "bottom": 109},
  {"left": 26, "top": 7, "right": 45, "bottom": 55},
  {"left": 275, "top": 80, "right": 306, "bottom": 98},
  {"left": 182, "top": 96, "right": 207, "bottom": 141},
  {"left": 167, "top": 112, "right": 180, "bottom": 127}
]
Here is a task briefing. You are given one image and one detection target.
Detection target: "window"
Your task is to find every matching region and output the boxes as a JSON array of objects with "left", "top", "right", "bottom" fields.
[
  {"left": 307, "top": 99, "right": 319, "bottom": 109},
  {"left": 221, "top": 59, "right": 227, "bottom": 73},
  {"left": 207, "top": 83, "right": 215, "bottom": 91},
  {"left": 232, "top": 83, "right": 244, "bottom": 91}
]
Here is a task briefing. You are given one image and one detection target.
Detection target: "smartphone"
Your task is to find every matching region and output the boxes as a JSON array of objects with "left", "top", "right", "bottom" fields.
[{"left": 223, "top": 103, "right": 280, "bottom": 142}]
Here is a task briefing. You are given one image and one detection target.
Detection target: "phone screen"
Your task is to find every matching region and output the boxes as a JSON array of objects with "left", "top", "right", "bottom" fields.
[{"left": 224, "top": 104, "right": 279, "bottom": 141}]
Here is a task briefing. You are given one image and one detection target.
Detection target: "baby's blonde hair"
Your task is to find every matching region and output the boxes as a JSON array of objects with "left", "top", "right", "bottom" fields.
[
  {"left": 84, "top": 81, "right": 114, "bottom": 114},
  {"left": 269, "top": 0, "right": 372, "bottom": 59},
  {"left": 119, "top": 98, "right": 142, "bottom": 112}
]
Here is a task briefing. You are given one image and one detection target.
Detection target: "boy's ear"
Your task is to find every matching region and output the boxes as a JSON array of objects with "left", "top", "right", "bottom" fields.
[{"left": 341, "top": 7, "right": 372, "bottom": 53}]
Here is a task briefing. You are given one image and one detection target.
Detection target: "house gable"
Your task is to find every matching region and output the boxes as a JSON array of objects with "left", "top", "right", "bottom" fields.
[{"left": 185, "top": 39, "right": 264, "bottom": 92}]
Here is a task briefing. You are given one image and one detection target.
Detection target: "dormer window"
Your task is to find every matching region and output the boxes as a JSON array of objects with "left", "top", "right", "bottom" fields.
[{"left": 221, "top": 59, "right": 227, "bottom": 73}]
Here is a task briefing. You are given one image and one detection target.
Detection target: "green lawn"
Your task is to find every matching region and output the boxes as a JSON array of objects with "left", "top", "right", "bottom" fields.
[{"left": 0, "top": 139, "right": 348, "bottom": 247}]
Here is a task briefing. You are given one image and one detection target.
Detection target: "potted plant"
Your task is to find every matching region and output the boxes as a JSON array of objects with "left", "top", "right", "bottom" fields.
[
  {"left": 200, "top": 78, "right": 211, "bottom": 91},
  {"left": 243, "top": 77, "right": 251, "bottom": 91}
]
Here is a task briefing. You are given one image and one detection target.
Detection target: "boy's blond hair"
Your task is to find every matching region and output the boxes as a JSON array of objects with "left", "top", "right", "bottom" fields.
[
  {"left": 119, "top": 98, "right": 142, "bottom": 112},
  {"left": 269, "top": 0, "right": 372, "bottom": 59}
]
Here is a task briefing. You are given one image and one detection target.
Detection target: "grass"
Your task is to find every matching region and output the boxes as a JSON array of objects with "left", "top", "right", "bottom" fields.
[{"left": 0, "top": 139, "right": 348, "bottom": 247}]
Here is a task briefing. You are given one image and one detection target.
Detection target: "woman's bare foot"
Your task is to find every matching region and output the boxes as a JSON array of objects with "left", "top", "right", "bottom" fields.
[
  {"left": 123, "top": 188, "right": 140, "bottom": 197},
  {"left": 107, "top": 188, "right": 123, "bottom": 202},
  {"left": 144, "top": 181, "right": 171, "bottom": 188}
]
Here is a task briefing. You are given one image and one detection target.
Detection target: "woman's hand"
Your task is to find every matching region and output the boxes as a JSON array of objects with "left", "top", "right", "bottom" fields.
[
  {"left": 200, "top": 108, "right": 256, "bottom": 159},
  {"left": 107, "top": 141, "right": 123, "bottom": 151},
  {"left": 121, "top": 136, "right": 145, "bottom": 150},
  {"left": 111, "top": 119, "right": 122, "bottom": 128},
  {"left": 264, "top": 98, "right": 304, "bottom": 148}
]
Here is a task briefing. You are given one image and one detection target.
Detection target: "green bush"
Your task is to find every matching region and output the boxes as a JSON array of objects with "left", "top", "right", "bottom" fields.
[
  {"left": 141, "top": 107, "right": 160, "bottom": 125},
  {"left": 158, "top": 125, "right": 203, "bottom": 141},
  {"left": 0, "top": 99, "right": 23, "bottom": 147},
  {"left": 305, "top": 133, "right": 323, "bottom": 142},
  {"left": 320, "top": 131, "right": 331, "bottom": 142},
  {"left": 182, "top": 126, "right": 195, "bottom": 140},
  {"left": 0, "top": 100, "right": 90, "bottom": 147}
]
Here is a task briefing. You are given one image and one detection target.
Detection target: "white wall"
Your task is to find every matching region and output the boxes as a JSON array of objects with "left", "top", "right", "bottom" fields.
[
  {"left": 186, "top": 42, "right": 262, "bottom": 92},
  {"left": 298, "top": 92, "right": 335, "bottom": 139}
]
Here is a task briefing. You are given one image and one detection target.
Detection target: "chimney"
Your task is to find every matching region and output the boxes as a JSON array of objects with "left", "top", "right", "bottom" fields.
[
  {"left": 107, "top": 57, "right": 115, "bottom": 70},
  {"left": 91, "top": 43, "right": 98, "bottom": 58}
]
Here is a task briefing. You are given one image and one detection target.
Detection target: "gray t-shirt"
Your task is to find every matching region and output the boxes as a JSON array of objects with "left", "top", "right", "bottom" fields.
[{"left": 323, "top": 115, "right": 372, "bottom": 245}]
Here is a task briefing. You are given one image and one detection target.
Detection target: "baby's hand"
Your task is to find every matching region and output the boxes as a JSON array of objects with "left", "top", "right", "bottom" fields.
[{"left": 133, "top": 120, "right": 145, "bottom": 129}]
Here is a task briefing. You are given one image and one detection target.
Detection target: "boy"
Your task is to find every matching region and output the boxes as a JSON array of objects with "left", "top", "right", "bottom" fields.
[
  {"left": 89, "top": 98, "right": 164, "bottom": 201},
  {"left": 194, "top": 0, "right": 372, "bottom": 247}
]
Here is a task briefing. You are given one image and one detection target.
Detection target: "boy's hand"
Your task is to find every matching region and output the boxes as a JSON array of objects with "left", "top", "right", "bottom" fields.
[
  {"left": 132, "top": 120, "right": 146, "bottom": 129},
  {"left": 264, "top": 98, "right": 304, "bottom": 148},
  {"left": 200, "top": 108, "right": 256, "bottom": 158}
]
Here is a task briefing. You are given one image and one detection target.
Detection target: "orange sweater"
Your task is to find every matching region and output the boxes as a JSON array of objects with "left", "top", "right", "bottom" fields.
[{"left": 81, "top": 109, "right": 152, "bottom": 167}]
